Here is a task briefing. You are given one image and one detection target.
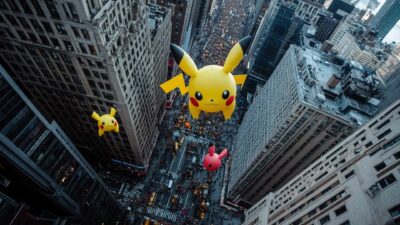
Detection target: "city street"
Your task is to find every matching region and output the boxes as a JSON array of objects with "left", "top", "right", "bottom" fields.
[{"left": 116, "top": 0, "right": 256, "bottom": 224}]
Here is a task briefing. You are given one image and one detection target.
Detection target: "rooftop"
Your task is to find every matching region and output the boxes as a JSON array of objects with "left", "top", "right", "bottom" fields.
[
  {"left": 148, "top": 4, "right": 170, "bottom": 39},
  {"left": 293, "top": 46, "right": 383, "bottom": 125}
]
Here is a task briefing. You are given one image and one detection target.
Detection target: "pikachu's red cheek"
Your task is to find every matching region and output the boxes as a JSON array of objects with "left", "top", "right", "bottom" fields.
[
  {"left": 226, "top": 96, "right": 235, "bottom": 106},
  {"left": 100, "top": 125, "right": 104, "bottom": 129},
  {"left": 190, "top": 97, "right": 199, "bottom": 107},
  {"left": 114, "top": 121, "right": 117, "bottom": 126}
]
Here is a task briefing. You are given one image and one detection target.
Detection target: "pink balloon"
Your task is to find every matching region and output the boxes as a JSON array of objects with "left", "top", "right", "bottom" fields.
[{"left": 203, "top": 145, "right": 228, "bottom": 172}]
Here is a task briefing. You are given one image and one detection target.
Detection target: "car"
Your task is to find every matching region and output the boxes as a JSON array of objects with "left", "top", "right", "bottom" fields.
[
  {"left": 168, "top": 179, "right": 173, "bottom": 189},
  {"left": 148, "top": 192, "right": 156, "bottom": 206},
  {"left": 143, "top": 217, "right": 151, "bottom": 225}
]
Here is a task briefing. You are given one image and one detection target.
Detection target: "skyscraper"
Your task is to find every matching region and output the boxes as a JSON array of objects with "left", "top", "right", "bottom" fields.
[
  {"left": 227, "top": 45, "right": 383, "bottom": 207},
  {"left": 155, "top": 0, "right": 193, "bottom": 48},
  {"left": 0, "top": 66, "right": 122, "bottom": 225},
  {"left": 0, "top": 0, "right": 171, "bottom": 173},
  {"left": 369, "top": 0, "right": 400, "bottom": 38},
  {"left": 246, "top": 0, "right": 303, "bottom": 92},
  {"left": 242, "top": 99, "right": 400, "bottom": 225},
  {"left": 325, "top": 0, "right": 355, "bottom": 20},
  {"left": 315, "top": 12, "right": 339, "bottom": 42}
]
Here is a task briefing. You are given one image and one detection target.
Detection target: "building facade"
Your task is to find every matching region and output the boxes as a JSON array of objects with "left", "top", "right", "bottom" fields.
[
  {"left": 228, "top": 45, "right": 383, "bottom": 207},
  {"left": 332, "top": 32, "right": 387, "bottom": 70},
  {"left": 0, "top": 0, "right": 171, "bottom": 172},
  {"left": 0, "top": 66, "right": 122, "bottom": 225},
  {"left": 155, "top": 0, "right": 193, "bottom": 48},
  {"left": 324, "top": 0, "right": 355, "bottom": 20},
  {"left": 242, "top": 100, "right": 400, "bottom": 225},
  {"left": 369, "top": 0, "right": 400, "bottom": 39},
  {"left": 376, "top": 45, "right": 400, "bottom": 81},
  {"left": 315, "top": 12, "right": 339, "bottom": 42},
  {"left": 148, "top": 3, "right": 172, "bottom": 123},
  {"left": 289, "top": 0, "right": 324, "bottom": 25},
  {"left": 246, "top": 0, "right": 303, "bottom": 89}
]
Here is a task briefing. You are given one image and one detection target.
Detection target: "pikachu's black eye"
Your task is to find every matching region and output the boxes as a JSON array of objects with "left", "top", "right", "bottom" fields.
[
  {"left": 111, "top": 120, "right": 114, "bottom": 123},
  {"left": 195, "top": 91, "right": 203, "bottom": 101},
  {"left": 102, "top": 121, "right": 105, "bottom": 125},
  {"left": 222, "top": 90, "right": 230, "bottom": 99}
]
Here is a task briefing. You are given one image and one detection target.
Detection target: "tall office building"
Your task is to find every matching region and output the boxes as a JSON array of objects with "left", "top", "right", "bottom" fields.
[
  {"left": 289, "top": 0, "right": 324, "bottom": 25},
  {"left": 0, "top": 0, "right": 171, "bottom": 172},
  {"left": 246, "top": 0, "right": 303, "bottom": 91},
  {"left": 376, "top": 44, "right": 400, "bottom": 81},
  {"left": 324, "top": 0, "right": 355, "bottom": 20},
  {"left": 155, "top": 0, "right": 193, "bottom": 48},
  {"left": 315, "top": 12, "right": 339, "bottom": 42},
  {"left": 147, "top": 3, "right": 172, "bottom": 123},
  {"left": 332, "top": 32, "right": 387, "bottom": 70},
  {"left": 0, "top": 66, "right": 122, "bottom": 225},
  {"left": 228, "top": 45, "right": 383, "bottom": 207},
  {"left": 329, "top": 16, "right": 357, "bottom": 46},
  {"left": 369, "top": 0, "right": 400, "bottom": 39},
  {"left": 242, "top": 100, "right": 400, "bottom": 225}
]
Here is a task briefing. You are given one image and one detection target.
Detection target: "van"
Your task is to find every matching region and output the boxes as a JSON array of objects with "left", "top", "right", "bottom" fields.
[{"left": 168, "top": 180, "right": 173, "bottom": 189}]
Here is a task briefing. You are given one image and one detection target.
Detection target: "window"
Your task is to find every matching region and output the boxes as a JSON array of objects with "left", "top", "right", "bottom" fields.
[
  {"left": 377, "top": 129, "right": 392, "bottom": 140},
  {"left": 5, "top": 0, "right": 19, "bottom": 12},
  {"left": 55, "top": 23, "right": 67, "bottom": 35},
  {"left": 335, "top": 205, "right": 347, "bottom": 216},
  {"left": 344, "top": 170, "right": 355, "bottom": 179},
  {"left": 19, "top": 1, "right": 33, "bottom": 14},
  {"left": 17, "top": 17, "right": 30, "bottom": 28},
  {"left": 394, "top": 151, "right": 400, "bottom": 160},
  {"left": 319, "top": 215, "right": 330, "bottom": 225},
  {"left": 374, "top": 162, "right": 386, "bottom": 172},
  {"left": 377, "top": 119, "right": 390, "bottom": 129},
  {"left": 377, "top": 174, "right": 397, "bottom": 189},
  {"left": 42, "top": 21, "right": 53, "bottom": 33},
  {"left": 63, "top": 40, "right": 73, "bottom": 50},
  {"left": 6, "top": 15, "right": 18, "bottom": 26},
  {"left": 17, "top": 30, "right": 28, "bottom": 41},
  {"left": 88, "top": 45, "right": 97, "bottom": 55},
  {"left": 79, "top": 43, "right": 87, "bottom": 54},
  {"left": 31, "top": 0, "right": 45, "bottom": 16},
  {"left": 72, "top": 26, "right": 80, "bottom": 37},
  {"left": 82, "top": 29, "right": 90, "bottom": 39},
  {"left": 45, "top": 0, "right": 61, "bottom": 19},
  {"left": 389, "top": 204, "right": 400, "bottom": 223},
  {"left": 365, "top": 141, "right": 373, "bottom": 148}
]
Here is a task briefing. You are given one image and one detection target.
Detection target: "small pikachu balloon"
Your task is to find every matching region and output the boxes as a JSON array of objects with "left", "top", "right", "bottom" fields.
[
  {"left": 91, "top": 107, "right": 119, "bottom": 136},
  {"left": 160, "top": 36, "right": 251, "bottom": 120}
]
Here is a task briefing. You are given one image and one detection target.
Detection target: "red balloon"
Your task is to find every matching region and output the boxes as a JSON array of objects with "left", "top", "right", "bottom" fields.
[{"left": 203, "top": 145, "right": 228, "bottom": 172}]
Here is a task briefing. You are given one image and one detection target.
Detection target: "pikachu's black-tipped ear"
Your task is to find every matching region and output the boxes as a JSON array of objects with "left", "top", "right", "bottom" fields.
[
  {"left": 170, "top": 44, "right": 198, "bottom": 77},
  {"left": 223, "top": 36, "right": 252, "bottom": 73}
]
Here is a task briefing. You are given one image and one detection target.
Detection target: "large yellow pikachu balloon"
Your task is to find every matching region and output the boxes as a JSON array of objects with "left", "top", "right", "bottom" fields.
[
  {"left": 160, "top": 36, "right": 251, "bottom": 120},
  {"left": 91, "top": 107, "right": 119, "bottom": 136}
]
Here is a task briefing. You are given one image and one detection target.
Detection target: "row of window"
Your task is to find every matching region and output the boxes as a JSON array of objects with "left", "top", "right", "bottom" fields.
[
  {"left": 0, "top": 24, "right": 96, "bottom": 55},
  {"left": 0, "top": 0, "right": 80, "bottom": 22}
]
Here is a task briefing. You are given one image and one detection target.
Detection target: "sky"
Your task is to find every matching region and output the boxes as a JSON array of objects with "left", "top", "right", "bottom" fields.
[{"left": 355, "top": 0, "right": 400, "bottom": 44}]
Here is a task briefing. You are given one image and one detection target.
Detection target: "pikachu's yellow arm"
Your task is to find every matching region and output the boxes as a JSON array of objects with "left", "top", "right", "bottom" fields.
[
  {"left": 92, "top": 111, "right": 101, "bottom": 121},
  {"left": 159, "top": 73, "right": 188, "bottom": 95},
  {"left": 234, "top": 74, "right": 247, "bottom": 87}
]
